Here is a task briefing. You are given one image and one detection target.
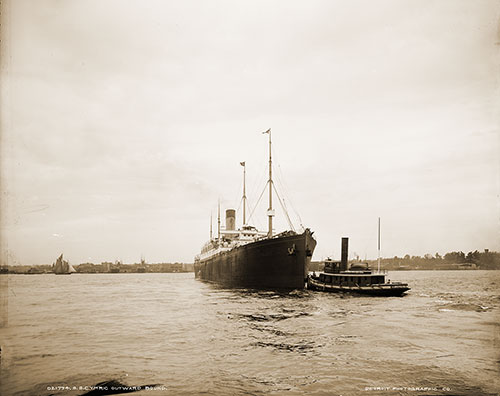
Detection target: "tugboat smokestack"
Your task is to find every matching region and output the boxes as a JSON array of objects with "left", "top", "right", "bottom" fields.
[
  {"left": 341, "top": 237, "right": 349, "bottom": 271},
  {"left": 226, "top": 209, "right": 236, "bottom": 231}
]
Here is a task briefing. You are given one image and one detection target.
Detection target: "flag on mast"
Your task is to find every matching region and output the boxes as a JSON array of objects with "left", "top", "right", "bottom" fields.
[
  {"left": 262, "top": 128, "right": 271, "bottom": 134},
  {"left": 240, "top": 161, "right": 245, "bottom": 166}
]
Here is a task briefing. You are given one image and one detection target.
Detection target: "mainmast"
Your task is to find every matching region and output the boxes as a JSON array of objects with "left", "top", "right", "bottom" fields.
[
  {"left": 240, "top": 161, "right": 247, "bottom": 225},
  {"left": 264, "top": 128, "right": 273, "bottom": 237}
]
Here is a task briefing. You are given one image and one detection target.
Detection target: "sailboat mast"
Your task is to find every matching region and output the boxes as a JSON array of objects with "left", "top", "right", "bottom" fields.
[
  {"left": 377, "top": 217, "right": 381, "bottom": 272},
  {"left": 267, "top": 129, "right": 273, "bottom": 237}
]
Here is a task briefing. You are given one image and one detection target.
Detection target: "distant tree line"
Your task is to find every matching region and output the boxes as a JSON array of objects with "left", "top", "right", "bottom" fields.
[
  {"left": 309, "top": 249, "right": 500, "bottom": 271},
  {"left": 366, "top": 249, "right": 500, "bottom": 270}
]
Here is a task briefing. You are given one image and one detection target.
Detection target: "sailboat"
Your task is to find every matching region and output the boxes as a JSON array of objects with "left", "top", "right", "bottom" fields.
[
  {"left": 194, "top": 129, "right": 317, "bottom": 289},
  {"left": 53, "top": 254, "right": 77, "bottom": 275}
]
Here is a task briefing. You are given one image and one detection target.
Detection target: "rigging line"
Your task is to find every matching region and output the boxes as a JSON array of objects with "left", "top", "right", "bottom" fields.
[
  {"left": 275, "top": 170, "right": 296, "bottom": 231},
  {"left": 245, "top": 168, "right": 266, "bottom": 229},
  {"left": 247, "top": 196, "right": 264, "bottom": 231},
  {"left": 272, "top": 182, "right": 295, "bottom": 232},
  {"left": 275, "top": 163, "right": 294, "bottom": 209},
  {"left": 276, "top": 163, "right": 304, "bottom": 227},
  {"left": 248, "top": 160, "right": 267, "bottom": 206},
  {"left": 245, "top": 196, "right": 254, "bottom": 222},
  {"left": 280, "top": 190, "right": 300, "bottom": 232},
  {"left": 248, "top": 181, "right": 268, "bottom": 220},
  {"left": 248, "top": 180, "right": 269, "bottom": 224},
  {"left": 248, "top": 206, "right": 264, "bottom": 231},
  {"left": 244, "top": 165, "right": 264, "bottom": 229},
  {"left": 269, "top": 138, "right": 303, "bottom": 228},
  {"left": 232, "top": 172, "right": 244, "bottom": 212},
  {"left": 236, "top": 195, "right": 243, "bottom": 221},
  {"left": 274, "top": 166, "right": 292, "bottom": 211}
]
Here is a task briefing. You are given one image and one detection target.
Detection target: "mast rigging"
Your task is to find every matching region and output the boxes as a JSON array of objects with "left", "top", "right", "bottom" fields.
[{"left": 264, "top": 128, "right": 273, "bottom": 237}]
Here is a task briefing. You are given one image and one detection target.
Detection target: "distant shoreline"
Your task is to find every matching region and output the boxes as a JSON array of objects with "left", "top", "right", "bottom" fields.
[
  {"left": 0, "top": 271, "right": 195, "bottom": 275},
  {"left": 2, "top": 268, "right": 500, "bottom": 275},
  {"left": 3, "top": 249, "right": 500, "bottom": 274},
  {"left": 0, "top": 262, "right": 195, "bottom": 275}
]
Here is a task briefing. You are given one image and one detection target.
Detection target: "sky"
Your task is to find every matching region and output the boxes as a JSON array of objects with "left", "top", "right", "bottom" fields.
[{"left": 1, "top": 0, "right": 499, "bottom": 265}]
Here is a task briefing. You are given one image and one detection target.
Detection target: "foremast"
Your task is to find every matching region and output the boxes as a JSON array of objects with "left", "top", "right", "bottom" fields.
[{"left": 264, "top": 128, "right": 273, "bottom": 237}]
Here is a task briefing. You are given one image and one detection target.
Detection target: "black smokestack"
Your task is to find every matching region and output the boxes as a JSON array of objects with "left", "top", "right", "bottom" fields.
[
  {"left": 341, "top": 237, "right": 348, "bottom": 271},
  {"left": 225, "top": 209, "right": 236, "bottom": 231}
]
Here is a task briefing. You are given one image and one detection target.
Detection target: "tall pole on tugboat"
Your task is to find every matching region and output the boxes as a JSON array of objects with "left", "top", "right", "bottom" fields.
[
  {"left": 263, "top": 128, "right": 273, "bottom": 237},
  {"left": 240, "top": 161, "right": 246, "bottom": 226},
  {"left": 377, "top": 217, "right": 381, "bottom": 272}
]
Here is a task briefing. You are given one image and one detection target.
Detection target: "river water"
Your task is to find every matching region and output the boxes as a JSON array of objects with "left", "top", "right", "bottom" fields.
[{"left": 0, "top": 271, "right": 499, "bottom": 396}]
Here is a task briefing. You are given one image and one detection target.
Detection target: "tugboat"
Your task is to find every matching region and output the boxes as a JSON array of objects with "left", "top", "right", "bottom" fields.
[{"left": 307, "top": 238, "right": 410, "bottom": 296}]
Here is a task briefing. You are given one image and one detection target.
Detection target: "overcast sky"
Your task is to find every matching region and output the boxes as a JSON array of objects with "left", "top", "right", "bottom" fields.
[{"left": 1, "top": 0, "right": 499, "bottom": 265}]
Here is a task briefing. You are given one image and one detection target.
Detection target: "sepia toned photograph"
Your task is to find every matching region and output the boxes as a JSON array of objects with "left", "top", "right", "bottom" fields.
[{"left": 1, "top": 1, "right": 499, "bottom": 395}]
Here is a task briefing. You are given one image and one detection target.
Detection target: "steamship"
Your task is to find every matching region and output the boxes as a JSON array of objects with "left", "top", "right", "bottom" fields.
[{"left": 194, "top": 129, "right": 317, "bottom": 289}]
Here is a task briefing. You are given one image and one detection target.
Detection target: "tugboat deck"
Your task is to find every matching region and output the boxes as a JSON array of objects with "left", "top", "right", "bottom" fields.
[{"left": 307, "top": 275, "right": 410, "bottom": 297}]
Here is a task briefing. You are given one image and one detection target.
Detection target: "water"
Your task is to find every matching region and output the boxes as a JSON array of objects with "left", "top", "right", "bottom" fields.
[{"left": 1, "top": 271, "right": 499, "bottom": 396}]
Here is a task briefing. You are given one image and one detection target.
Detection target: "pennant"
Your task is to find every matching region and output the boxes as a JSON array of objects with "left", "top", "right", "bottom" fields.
[
  {"left": 262, "top": 128, "right": 271, "bottom": 134},
  {"left": 240, "top": 161, "right": 245, "bottom": 166}
]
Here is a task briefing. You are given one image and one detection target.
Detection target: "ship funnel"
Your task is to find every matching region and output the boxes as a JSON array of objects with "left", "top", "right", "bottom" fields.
[
  {"left": 341, "top": 237, "right": 349, "bottom": 271},
  {"left": 225, "top": 209, "right": 236, "bottom": 231}
]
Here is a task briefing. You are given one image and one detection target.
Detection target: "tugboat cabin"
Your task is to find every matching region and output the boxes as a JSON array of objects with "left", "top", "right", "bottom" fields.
[
  {"left": 320, "top": 259, "right": 386, "bottom": 286},
  {"left": 318, "top": 272, "right": 385, "bottom": 287}
]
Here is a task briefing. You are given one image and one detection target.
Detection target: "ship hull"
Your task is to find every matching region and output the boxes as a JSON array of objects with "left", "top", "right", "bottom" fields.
[{"left": 195, "top": 229, "right": 316, "bottom": 289}]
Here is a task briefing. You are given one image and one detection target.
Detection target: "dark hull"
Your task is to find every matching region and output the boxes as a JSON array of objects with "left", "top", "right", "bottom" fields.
[
  {"left": 307, "top": 277, "right": 410, "bottom": 297},
  {"left": 194, "top": 229, "right": 316, "bottom": 289}
]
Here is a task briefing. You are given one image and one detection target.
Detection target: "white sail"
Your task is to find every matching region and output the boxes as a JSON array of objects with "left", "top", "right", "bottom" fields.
[{"left": 53, "top": 254, "right": 75, "bottom": 274}]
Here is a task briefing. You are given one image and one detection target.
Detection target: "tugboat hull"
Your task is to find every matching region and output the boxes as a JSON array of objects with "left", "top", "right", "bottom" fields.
[{"left": 307, "top": 276, "right": 410, "bottom": 297}]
